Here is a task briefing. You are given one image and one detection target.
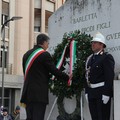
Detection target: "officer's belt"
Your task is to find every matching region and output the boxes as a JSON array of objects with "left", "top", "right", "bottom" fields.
[{"left": 88, "top": 82, "right": 105, "bottom": 88}]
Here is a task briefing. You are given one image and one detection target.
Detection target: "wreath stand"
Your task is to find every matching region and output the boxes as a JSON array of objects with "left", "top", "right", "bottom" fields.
[
  {"left": 47, "top": 97, "right": 58, "bottom": 120},
  {"left": 47, "top": 91, "right": 85, "bottom": 120}
]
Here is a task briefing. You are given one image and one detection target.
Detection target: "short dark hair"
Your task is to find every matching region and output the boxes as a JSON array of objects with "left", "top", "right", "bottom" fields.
[
  {"left": 3, "top": 108, "right": 8, "bottom": 112},
  {"left": 37, "top": 33, "right": 49, "bottom": 45},
  {"left": 15, "top": 106, "right": 20, "bottom": 110}
]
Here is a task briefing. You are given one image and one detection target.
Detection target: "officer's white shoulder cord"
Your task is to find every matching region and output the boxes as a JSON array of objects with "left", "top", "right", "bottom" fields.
[
  {"left": 85, "top": 54, "right": 93, "bottom": 70},
  {"left": 85, "top": 54, "right": 93, "bottom": 85}
]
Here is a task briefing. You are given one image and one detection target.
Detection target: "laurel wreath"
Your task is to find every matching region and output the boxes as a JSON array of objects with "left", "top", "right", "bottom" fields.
[{"left": 49, "top": 30, "right": 92, "bottom": 119}]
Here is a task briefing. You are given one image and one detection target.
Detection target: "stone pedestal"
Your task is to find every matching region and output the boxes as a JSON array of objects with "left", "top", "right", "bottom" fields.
[{"left": 114, "top": 80, "right": 120, "bottom": 120}]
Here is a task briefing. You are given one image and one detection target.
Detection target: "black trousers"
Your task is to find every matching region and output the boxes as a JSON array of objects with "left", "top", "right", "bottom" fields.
[
  {"left": 26, "top": 102, "right": 47, "bottom": 120},
  {"left": 88, "top": 97, "right": 111, "bottom": 120}
]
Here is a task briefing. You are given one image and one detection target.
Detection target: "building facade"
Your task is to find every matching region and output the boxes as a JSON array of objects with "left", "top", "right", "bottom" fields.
[{"left": 0, "top": 0, "right": 65, "bottom": 114}]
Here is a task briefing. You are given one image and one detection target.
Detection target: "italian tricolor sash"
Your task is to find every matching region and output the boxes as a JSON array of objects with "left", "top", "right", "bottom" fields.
[{"left": 24, "top": 48, "right": 45, "bottom": 80}]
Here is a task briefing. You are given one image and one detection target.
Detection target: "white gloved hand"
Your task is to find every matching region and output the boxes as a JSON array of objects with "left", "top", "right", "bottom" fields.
[
  {"left": 102, "top": 95, "right": 110, "bottom": 104},
  {"left": 85, "top": 94, "right": 88, "bottom": 103}
]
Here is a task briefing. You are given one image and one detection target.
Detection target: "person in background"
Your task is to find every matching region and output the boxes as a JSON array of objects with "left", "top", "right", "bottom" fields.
[
  {"left": 11, "top": 106, "right": 20, "bottom": 120},
  {"left": 20, "top": 33, "right": 70, "bottom": 120},
  {"left": 84, "top": 32, "right": 115, "bottom": 120},
  {"left": 0, "top": 108, "right": 12, "bottom": 120}
]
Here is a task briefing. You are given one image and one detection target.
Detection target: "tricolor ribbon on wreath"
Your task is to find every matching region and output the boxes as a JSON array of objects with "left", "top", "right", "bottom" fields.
[{"left": 52, "top": 39, "right": 77, "bottom": 86}]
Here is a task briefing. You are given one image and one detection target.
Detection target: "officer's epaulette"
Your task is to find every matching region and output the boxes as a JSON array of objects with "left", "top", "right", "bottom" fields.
[{"left": 104, "top": 52, "right": 109, "bottom": 55}]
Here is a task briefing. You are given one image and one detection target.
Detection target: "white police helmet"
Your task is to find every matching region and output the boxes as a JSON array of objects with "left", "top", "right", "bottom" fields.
[{"left": 91, "top": 32, "right": 106, "bottom": 47}]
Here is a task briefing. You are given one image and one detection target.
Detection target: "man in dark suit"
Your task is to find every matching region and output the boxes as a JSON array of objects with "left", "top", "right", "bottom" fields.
[
  {"left": 85, "top": 32, "right": 115, "bottom": 120},
  {"left": 20, "top": 33, "right": 69, "bottom": 120}
]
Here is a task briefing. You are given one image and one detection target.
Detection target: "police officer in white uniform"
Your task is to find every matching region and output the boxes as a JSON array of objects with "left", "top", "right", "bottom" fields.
[{"left": 85, "top": 32, "right": 115, "bottom": 120}]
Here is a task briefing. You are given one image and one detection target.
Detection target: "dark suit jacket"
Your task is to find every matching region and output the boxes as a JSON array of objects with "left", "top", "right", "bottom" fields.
[
  {"left": 85, "top": 52, "right": 115, "bottom": 98},
  {"left": 20, "top": 45, "right": 69, "bottom": 104}
]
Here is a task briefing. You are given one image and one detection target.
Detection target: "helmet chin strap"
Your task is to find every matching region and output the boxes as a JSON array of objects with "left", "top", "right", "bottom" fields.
[{"left": 93, "top": 49, "right": 104, "bottom": 54}]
